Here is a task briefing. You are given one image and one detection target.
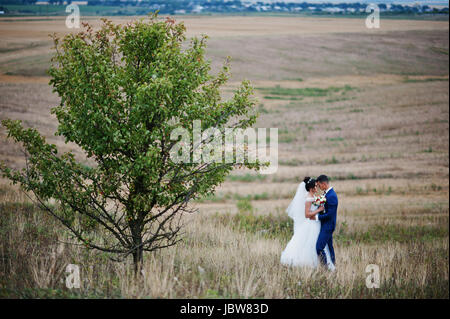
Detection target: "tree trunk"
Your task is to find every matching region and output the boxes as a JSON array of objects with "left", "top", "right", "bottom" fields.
[
  {"left": 132, "top": 246, "right": 143, "bottom": 276},
  {"left": 131, "top": 225, "right": 143, "bottom": 276}
]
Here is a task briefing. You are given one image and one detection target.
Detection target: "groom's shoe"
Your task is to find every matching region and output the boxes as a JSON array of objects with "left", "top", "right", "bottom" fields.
[{"left": 327, "top": 263, "right": 336, "bottom": 272}]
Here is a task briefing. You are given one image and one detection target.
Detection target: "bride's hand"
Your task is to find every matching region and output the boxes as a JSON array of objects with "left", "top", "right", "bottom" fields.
[{"left": 317, "top": 206, "right": 324, "bottom": 212}]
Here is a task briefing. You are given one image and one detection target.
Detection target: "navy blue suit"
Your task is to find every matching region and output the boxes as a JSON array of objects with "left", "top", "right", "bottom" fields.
[{"left": 316, "top": 188, "right": 338, "bottom": 266}]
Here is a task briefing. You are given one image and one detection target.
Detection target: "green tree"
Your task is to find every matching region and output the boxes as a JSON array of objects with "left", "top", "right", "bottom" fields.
[{"left": 0, "top": 13, "right": 261, "bottom": 272}]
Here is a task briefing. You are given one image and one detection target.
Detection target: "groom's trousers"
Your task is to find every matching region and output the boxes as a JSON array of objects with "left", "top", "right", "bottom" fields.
[{"left": 316, "top": 229, "right": 335, "bottom": 266}]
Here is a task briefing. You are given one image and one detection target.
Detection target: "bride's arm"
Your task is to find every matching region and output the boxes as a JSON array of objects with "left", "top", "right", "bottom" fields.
[
  {"left": 305, "top": 201, "right": 312, "bottom": 218},
  {"left": 305, "top": 201, "right": 324, "bottom": 218}
]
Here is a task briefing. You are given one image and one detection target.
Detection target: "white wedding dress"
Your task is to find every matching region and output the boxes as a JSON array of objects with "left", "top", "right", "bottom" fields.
[{"left": 280, "top": 182, "right": 335, "bottom": 270}]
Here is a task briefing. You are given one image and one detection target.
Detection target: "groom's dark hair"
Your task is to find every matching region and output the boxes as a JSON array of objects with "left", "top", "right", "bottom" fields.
[{"left": 317, "top": 175, "right": 329, "bottom": 183}]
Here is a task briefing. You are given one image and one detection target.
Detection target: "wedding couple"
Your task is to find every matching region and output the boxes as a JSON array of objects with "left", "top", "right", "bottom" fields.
[{"left": 280, "top": 175, "right": 337, "bottom": 271}]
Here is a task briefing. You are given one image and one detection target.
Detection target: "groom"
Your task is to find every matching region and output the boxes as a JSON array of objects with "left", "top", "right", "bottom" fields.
[{"left": 315, "top": 175, "right": 338, "bottom": 269}]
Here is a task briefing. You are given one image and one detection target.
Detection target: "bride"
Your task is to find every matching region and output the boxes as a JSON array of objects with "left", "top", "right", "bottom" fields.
[{"left": 280, "top": 177, "right": 335, "bottom": 270}]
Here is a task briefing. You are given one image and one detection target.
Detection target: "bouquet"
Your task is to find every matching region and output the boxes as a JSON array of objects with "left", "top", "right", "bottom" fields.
[{"left": 313, "top": 193, "right": 326, "bottom": 212}]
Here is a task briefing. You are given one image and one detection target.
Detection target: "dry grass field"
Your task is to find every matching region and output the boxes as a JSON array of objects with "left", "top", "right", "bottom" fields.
[{"left": 0, "top": 15, "right": 448, "bottom": 298}]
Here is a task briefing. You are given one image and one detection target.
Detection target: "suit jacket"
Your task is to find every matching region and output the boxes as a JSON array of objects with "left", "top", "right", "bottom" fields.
[{"left": 318, "top": 188, "right": 338, "bottom": 232}]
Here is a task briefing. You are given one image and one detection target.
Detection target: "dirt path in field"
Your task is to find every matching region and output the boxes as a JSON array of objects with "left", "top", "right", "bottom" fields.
[
  {"left": 0, "top": 69, "right": 447, "bottom": 88},
  {"left": 229, "top": 74, "right": 449, "bottom": 89},
  {"left": 0, "top": 72, "right": 50, "bottom": 83},
  {"left": 1, "top": 15, "right": 447, "bottom": 42}
]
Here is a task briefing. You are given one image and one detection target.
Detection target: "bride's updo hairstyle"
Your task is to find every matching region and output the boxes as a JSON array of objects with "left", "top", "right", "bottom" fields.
[{"left": 303, "top": 177, "right": 316, "bottom": 192}]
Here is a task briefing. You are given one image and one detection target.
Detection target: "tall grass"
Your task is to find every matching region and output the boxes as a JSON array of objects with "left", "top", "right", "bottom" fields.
[{"left": 0, "top": 186, "right": 448, "bottom": 298}]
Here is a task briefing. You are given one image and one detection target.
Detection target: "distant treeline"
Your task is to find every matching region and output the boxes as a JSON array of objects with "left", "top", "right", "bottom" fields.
[
  {"left": 1, "top": 0, "right": 70, "bottom": 4},
  {"left": 91, "top": 1, "right": 449, "bottom": 15},
  {"left": 1, "top": 0, "right": 449, "bottom": 16},
  {"left": 1, "top": 0, "right": 37, "bottom": 3}
]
